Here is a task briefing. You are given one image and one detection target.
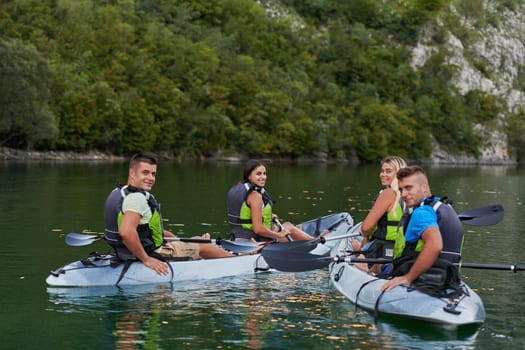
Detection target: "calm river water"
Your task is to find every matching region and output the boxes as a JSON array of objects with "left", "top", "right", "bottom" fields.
[{"left": 1, "top": 160, "right": 524, "bottom": 349}]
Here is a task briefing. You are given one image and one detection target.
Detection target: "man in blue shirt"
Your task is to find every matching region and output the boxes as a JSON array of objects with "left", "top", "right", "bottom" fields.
[{"left": 381, "top": 166, "right": 443, "bottom": 292}]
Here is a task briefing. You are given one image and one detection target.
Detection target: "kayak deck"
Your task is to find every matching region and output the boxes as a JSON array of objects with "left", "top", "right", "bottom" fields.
[
  {"left": 304, "top": 212, "right": 354, "bottom": 255},
  {"left": 329, "top": 239, "right": 485, "bottom": 328},
  {"left": 329, "top": 262, "right": 485, "bottom": 327},
  {"left": 46, "top": 212, "right": 352, "bottom": 287},
  {"left": 46, "top": 253, "right": 270, "bottom": 287}
]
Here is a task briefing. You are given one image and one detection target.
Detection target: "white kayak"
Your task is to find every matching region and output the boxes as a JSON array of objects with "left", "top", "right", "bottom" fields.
[
  {"left": 328, "top": 238, "right": 485, "bottom": 329},
  {"left": 299, "top": 211, "right": 354, "bottom": 255},
  {"left": 46, "top": 212, "right": 353, "bottom": 287},
  {"left": 46, "top": 253, "right": 270, "bottom": 287}
]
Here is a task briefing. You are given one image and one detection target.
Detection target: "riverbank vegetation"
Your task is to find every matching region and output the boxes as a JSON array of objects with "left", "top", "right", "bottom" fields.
[{"left": 0, "top": 0, "right": 517, "bottom": 161}]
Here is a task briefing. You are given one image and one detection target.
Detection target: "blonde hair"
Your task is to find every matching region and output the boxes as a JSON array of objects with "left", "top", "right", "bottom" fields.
[{"left": 381, "top": 156, "right": 407, "bottom": 217}]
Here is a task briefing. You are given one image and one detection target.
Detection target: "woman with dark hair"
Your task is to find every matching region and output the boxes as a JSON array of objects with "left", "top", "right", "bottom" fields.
[{"left": 227, "top": 159, "right": 313, "bottom": 242}]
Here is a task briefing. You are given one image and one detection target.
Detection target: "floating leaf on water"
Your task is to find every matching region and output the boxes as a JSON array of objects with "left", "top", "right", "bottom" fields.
[
  {"left": 325, "top": 336, "right": 344, "bottom": 340},
  {"left": 81, "top": 229, "right": 98, "bottom": 234}
]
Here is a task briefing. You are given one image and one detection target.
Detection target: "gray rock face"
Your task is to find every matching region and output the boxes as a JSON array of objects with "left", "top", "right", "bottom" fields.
[{"left": 412, "top": 2, "right": 525, "bottom": 164}]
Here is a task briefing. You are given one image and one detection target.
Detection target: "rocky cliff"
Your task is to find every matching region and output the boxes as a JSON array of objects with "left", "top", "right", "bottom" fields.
[
  {"left": 412, "top": 0, "right": 524, "bottom": 164},
  {"left": 259, "top": 0, "right": 525, "bottom": 164}
]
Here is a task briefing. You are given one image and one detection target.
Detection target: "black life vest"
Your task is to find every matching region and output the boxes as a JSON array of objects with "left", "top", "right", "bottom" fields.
[
  {"left": 104, "top": 185, "right": 164, "bottom": 260},
  {"left": 398, "top": 196, "right": 464, "bottom": 264},
  {"left": 227, "top": 182, "right": 274, "bottom": 240}
]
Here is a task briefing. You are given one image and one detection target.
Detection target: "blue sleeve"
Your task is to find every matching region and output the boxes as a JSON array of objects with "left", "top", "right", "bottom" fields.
[{"left": 404, "top": 206, "right": 439, "bottom": 243}]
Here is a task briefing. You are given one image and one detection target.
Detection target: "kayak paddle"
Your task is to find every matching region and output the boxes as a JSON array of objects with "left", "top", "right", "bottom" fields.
[
  {"left": 260, "top": 204, "right": 503, "bottom": 254},
  {"left": 261, "top": 249, "right": 525, "bottom": 273},
  {"left": 272, "top": 217, "right": 293, "bottom": 242},
  {"left": 65, "top": 232, "right": 103, "bottom": 246},
  {"left": 65, "top": 232, "right": 215, "bottom": 246},
  {"left": 459, "top": 262, "right": 525, "bottom": 272},
  {"left": 262, "top": 222, "right": 362, "bottom": 254},
  {"left": 218, "top": 239, "right": 266, "bottom": 253},
  {"left": 64, "top": 232, "right": 262, "bottom": 253},
  {"left": 457, "top": 204, "right": 504, "bottom": 226},
  {"left": 260, "top": 250, "right": 390, "bottom": 272}
]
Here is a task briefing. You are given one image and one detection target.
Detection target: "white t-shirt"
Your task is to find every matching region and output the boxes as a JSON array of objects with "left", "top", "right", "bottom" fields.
[{"left": 122, "top": 192, "right": 151, "bottom": 225}]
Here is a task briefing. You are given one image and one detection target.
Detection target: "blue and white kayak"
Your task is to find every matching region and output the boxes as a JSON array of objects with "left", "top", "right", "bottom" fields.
[{"left": 328, "top": 239, "right": 485, "bottom": 328}]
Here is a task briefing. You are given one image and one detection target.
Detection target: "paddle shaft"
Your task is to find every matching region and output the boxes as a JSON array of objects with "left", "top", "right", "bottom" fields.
[
  {"left": 165, "top": 237, "right": 213, "bottom": 244},
  {"left": 65, "top": 232, "right": 222, "bottom": 246},
  {"left": 273, "top": 218, "right": 293, "bottom": 241},
  {"left": 460, "top": 262, "right": 525, "bottom": 272},
  {"left": 336, "top": 256, "right": 525, "bottom": 272},
  {"left": 334, "top": 257, "right": 525, "bottom": 272},
  {"left": 64, "top": 232, "right": 265, "bottom": 254}
]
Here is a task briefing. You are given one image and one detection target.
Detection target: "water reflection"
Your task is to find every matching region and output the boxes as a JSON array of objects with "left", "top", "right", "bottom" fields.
[
  {"left": 47, "top": 270, "right": 481, "bottom": 349},
  {"left": 48, "top": 284, "right": 170, "bottom": 349}
]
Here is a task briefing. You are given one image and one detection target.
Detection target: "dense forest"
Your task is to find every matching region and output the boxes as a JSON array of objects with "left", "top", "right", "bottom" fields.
[{"left": 0, "top": 0, "right": 519, "bottom": 161}]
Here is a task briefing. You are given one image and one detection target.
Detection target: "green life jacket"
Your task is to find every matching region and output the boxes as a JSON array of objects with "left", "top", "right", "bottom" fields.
[
  {"left": 369, "top": 192, "right": 405, "bottom": 242},
  {"left": 393, "top": 197, "right": 439, "bottom": 260},
  {"left": 227, "top": 182, "right": 274, "bottom": 240},
  {"left": 104, "top": 185, "right": 164, "bottom": 259}
]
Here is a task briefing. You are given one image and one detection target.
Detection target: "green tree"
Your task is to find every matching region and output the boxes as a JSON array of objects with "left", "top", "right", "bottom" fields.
[
  {"left": 507, "top": 110, "right": 525, "bottom": 162},
  {"left": 0, "top": 0, "right": 511, "bottom": 161},
  {"left": 0, "top": 38, "right": 58, "bottom": 148}
]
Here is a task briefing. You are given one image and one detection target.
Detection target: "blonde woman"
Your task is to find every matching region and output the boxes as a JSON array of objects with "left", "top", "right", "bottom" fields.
[{"left": 353, "top": 156, "right": 407, "bottom": 273}]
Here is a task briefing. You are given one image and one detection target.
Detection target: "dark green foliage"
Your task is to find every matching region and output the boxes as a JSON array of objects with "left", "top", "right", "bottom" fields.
[
  {"left": 507, "top": 109, "right": 525, "bottom": 162},
  {"left": 0, "top": 0, "right": 505, "bottom": 161},
  {"left": 0, "top": 37, "right": 58, "bottom": 148}
]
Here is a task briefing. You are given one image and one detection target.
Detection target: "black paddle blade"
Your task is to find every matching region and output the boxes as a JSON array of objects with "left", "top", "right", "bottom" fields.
[
  {"left": 261, "top": 239, "right": 320, "bottom": 254},
  {"left": 458, "top": 204, "right": 504, "bottom": 226},
  {"left": 261, "top": 250, "right": 333, "bottom": 272}
]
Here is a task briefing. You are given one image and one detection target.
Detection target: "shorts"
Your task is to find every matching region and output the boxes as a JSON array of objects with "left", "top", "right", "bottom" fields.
[{"left": 157, "top": 241, "right": 200, "bottom": 260}]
